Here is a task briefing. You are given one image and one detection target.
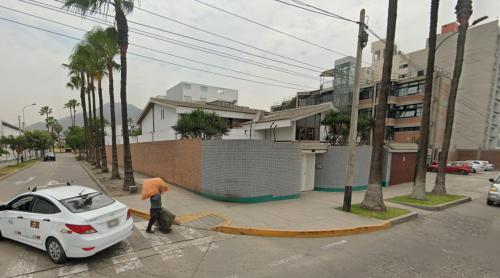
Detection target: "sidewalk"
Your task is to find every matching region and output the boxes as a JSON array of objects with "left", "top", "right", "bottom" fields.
[{"left": 90, "top": 161, "right": 497, "bottom": 236}]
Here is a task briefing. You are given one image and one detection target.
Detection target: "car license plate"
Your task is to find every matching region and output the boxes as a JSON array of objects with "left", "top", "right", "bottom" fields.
[{"left": 107, "top": 218, "right": 119, "bottom": 228}]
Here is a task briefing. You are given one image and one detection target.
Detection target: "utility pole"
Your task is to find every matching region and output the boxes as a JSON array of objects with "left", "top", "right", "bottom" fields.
[{"left": 343, "top": 9, "right": 368, "bottom": 212}]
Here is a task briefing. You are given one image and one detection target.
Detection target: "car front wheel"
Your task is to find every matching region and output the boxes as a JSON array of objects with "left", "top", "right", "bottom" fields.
[
  {"left": 487, "top": 199, "right": 494, "bottom": 206},
  {"left": 46, "top": 238, "right": 67, "bottom": 264}
]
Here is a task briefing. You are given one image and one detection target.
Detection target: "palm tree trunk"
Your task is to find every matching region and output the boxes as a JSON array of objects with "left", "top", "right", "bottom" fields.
[
  {"left": 116, "top": 8, "right": 135, "bottom": 190},
  {"left": 361, "top": 0, "right": 398, "bottom": 211},
  {"left": 433, "top": 0, "right": 471, "bottom": 194},
  {"left": 86, "top": 72, "right": 94, "bottom": 164},
  {"left": 411, "top": 0, "right": 439, "bottom": 200},
  {"left": 91, "top": 76, "right": 101, "bottom": 169},
  {"left": 98, "top": 78, "right": 108, "bottom": 173},
  {"left": 107, "top": 63, "right": 120, "bottom": 179},
  {"left": 80, "top": 72, "right": 89, "bottom": 160}
]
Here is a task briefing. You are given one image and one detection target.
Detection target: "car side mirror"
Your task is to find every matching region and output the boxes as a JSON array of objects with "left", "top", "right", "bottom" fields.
[{"left": 489, "top": 178, "right": 495, "bottom": 183}]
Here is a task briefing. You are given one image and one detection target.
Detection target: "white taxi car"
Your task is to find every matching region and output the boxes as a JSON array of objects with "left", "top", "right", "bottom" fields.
[{"left": 0, "top": 185, "right": 133, "bottom": 264}]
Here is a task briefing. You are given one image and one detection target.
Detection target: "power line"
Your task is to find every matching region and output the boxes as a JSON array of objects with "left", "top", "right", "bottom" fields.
[
  {"left": 0, "top": 16, "right": 310, "bottom": 90},
  {"left": 18, "top": 0, "right": 320, "bottom": 80},
  {"left": 0, "top": 4, "right": 315, "bottom": 89},
  {"left": 128, "top": 5, "right": 330, "bottom": 71},
  {"left": 192, "top": 0, "right": 351, "bottom": 57},
  {"left": 289, "top": 0, "right": 359, "bottom": 24}
]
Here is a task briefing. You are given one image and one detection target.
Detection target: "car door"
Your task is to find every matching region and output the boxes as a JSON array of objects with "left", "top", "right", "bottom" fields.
[
  {"left": 0, "top": 195, "right": 34, "bottom": 241},
  {"left": 25, "top": 197, "right": 61, "bottom": 246}
]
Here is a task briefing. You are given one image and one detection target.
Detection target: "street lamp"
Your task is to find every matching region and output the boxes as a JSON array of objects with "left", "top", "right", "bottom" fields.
[
  {"left": 22, "top": 103, "right": 36, "bottom": 131},
  {"left": 435, "top": 16, "right": 488, "bottom": 51}
]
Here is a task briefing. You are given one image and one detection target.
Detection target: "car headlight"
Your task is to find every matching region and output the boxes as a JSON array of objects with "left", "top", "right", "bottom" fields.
[{"left": 491, "top": 187, "right": 498, "bottom": 192}]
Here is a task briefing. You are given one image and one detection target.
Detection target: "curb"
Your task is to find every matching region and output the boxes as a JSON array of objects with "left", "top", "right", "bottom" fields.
[
  {"left": 79, "top": 161, "right": 110, "bottom": 195},
  {"left": 0, "top": 160, "right": 39, "bottom": 182},
  {"left": 388, "top": 211, "right": 418, "bottom": 225},
  {"left": 128, "top": 208, "right": 225, "bottom": 226},
  {"left": 212, "top": 222, "right": 391, "bottom": 238},
  {"left": 389, "top": 196, "right": 472, "bottom": 211}
]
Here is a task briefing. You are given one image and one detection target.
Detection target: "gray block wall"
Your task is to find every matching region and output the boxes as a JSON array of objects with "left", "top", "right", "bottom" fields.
[
  {"left": 315, "top": 146, "right": 372, "bottom": 190},
  {"left": 201, "top": 140, "right": 301, "bottom": 201}
]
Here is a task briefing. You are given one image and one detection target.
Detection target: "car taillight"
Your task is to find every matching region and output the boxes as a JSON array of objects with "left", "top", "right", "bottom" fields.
[
  {"left": 126, "top": 209, "right": 132, "bottom": 220},
  {"left": 65, "top": 224, "right": 97, "bottom": 234}
]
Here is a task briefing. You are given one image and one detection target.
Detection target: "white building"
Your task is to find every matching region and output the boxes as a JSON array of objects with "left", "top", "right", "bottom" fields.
[
  {"left": 1, "top": 121, "right": 21, "bottom": 161},
  {"left": 135, "top": 97, "right": 260, "bottom": 142},
  {"left": 166, "top": 82, "right": 238, "bottom": 104}
]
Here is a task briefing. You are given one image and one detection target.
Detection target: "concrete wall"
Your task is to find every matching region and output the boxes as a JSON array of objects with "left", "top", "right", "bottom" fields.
[
  {"left": 201, "top": 140, "right": 301, "bottom": 201},
  {"left": 166, "top": 82, "right": 238, "bottom": 103},
  {"left": 106, "top": 139, "right": 202, "bottom": 191},
  {"left": 314, "top": 146, "right": 372, "bottom": 191}
]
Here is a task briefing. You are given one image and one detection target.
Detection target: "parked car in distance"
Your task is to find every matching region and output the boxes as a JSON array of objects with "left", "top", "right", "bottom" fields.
[
  {"left": 487, "top": 174, "right": 500, "bottom": 206},
  {"left": 43, "top": 152, "right": 56, "bottom": 161},
  {"left": 428, "top": 161, "right": 472, "bottom": 175},
  {"left": 0, "top": 185, "right": 133, "bottom": 264},
  {"left": 468, "top": 160, "right": 495, "bottom": 171},
  {"left": 463, "top": 161, "right": 486, "bottom": 173}
]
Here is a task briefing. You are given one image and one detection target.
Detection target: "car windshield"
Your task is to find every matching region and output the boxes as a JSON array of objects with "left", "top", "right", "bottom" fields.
[
  {"left": 60, "top": 192, "right": 114, "bottom": 213},
  {"left": 493, "top": 174, "right": 500, "bottom": 184}
]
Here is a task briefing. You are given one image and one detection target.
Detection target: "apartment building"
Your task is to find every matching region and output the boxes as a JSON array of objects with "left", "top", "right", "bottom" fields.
[
  {"left": 271, "top": 20, "right": 500, "bottom": 159},
  {"left": 165, "top": 81, "right": 238, "bottom": 104}
]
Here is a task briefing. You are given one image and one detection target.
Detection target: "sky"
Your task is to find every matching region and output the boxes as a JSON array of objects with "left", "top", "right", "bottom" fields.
[{"left": 0, "top": 0, "right": 499, "bottom": 127}]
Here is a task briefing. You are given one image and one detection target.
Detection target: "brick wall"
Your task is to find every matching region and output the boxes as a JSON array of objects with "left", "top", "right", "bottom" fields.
[
  {"left": 456, "top": 149, "right": 500, "bottom": 169},
  {"left": 106, "top": 139, "right": 202, "bottom": 191},
  {"left": 201, "top": 140, "right": 301, "bottom": 200},
  {"left": 394, "top": 131, "right": 420, "bottom": 143}
]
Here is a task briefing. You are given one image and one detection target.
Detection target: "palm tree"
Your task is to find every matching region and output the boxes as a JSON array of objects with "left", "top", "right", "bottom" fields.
[
  {"left": 411, "top": 0, "right": 440, "bottom": 200},
  {"left": 63, "top": 0, "right": 135, "bottom": 190},
  {"left": 64, "top": 99, "right": 80, "bottom": 126},
  {"left": 361, "top": 0, "right": 398, "bottom": 211},
  {"left": 39, "top": 106, "right": 53, "bottom": 131},
  {"left": 433, "top": 0, "right": 472, "bottom": 194}
]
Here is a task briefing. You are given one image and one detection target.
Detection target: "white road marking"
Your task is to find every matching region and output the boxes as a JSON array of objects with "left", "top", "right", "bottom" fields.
[
  {"left": 154, "top": 244, "right": 184, "bottom": 261},
  {"left": 321, "top": 239, "right": 348, "bottom": 250},
  {"left": 111, "top": 240, "right": 143, "bottom": 274},
  {"left": 14, "top": 177, "right": 35, "bottom": 185},
  {"left": 57, "top": 263, "right": 89, "bottom": 277},
  {"left": 178, "top": 226, "right": 203, "bottom": 240},
  {"left": 2, "top": 250, "right": 38, "bottom": 278},
  {"left": 47, "top": 180, "right": 60, "bottom": 185},
  {"left": 442, "top": 248, "right": 458, "bottom": 254},
  {"left": 269, "top": 254, "right": 304, "bottom": 268}
]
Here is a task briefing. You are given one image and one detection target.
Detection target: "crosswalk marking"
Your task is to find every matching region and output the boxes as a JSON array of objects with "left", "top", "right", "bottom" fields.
[
  {"left": 2, "top": 250, "right": 38, "bottom": 278},
  {"left": 57, "top": 263, "right": 89, "bottom": 277},
  {"left": 111, "top": 240, "right": 143, "bottom": 274}
]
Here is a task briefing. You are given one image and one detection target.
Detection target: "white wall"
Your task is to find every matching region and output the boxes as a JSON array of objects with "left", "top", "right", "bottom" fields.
[{"left": 166, "top": 82, "right": 238, "bottom": 103}]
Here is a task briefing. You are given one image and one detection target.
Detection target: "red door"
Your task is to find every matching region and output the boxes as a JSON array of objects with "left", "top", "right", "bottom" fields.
[{"left": 389, "top": 153, "right": 417, "bottom": 186}]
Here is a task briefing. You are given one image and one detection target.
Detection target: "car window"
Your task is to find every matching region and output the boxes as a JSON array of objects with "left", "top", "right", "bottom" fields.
[
  {"left": 10, "top": 196, "right": 35, "bottom": 212},
  {"left": 60, "top": 192, "right": 115, "bottom": 213},
  {"left": 32, "top": 198, "right": 60, "bottom": 214}
]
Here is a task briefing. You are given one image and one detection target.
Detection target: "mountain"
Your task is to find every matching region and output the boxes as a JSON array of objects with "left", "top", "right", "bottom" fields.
[{"left": 27, "top": 103, "right": 142, "bottom": 131}]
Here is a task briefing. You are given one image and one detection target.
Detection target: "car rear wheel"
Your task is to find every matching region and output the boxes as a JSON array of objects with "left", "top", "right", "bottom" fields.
[
  {"left": 459, "top": 170, "right": 467, "bottom": 175},
  {"left": 46, "top": 238, "right": 67, "bottom": 264},
  {"left": 487, "top": 199, "right": 494, "bottom": 206}
]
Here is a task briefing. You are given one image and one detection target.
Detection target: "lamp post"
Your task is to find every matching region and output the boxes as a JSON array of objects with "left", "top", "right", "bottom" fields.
[
  {"left": 435, "top": 16, "right": 488, "bottom": 52},
  {"left": 22, "top": 103, "right": 36, "bottom": 131}
]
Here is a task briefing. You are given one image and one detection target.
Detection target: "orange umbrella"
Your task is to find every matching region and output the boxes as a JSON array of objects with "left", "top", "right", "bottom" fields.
[{"left": 141, "top": 178, "right": 169, "bottom": 200}]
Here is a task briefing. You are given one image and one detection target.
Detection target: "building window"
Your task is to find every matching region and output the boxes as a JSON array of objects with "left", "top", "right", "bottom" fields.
[
  {"left": 201, "top": 86, "right": 208, "bottom": 92},
  {"left": 183, "top": 83, "right": 191, "bottom": 90},
  {"left": 183, "top": 96, "right": 192, "bottom": 102},
  {"left": 359, "top": 86, "right": 374, "bottom": 100},
  {"left": 359, "top": 108, "right": 372, "bottom": 117},
  {"left": 398, "top": 74, "right": 407, "bottom": 79},
  {"left": 395, "top": 103, "right": 423, "bottom": 118},
  {"left": 399, "top": 64, "right": 408, "bottom": 69},
  {"left": 393, "top": 80, "right": 425, "bottom": 97},
  {"left": 417, "top": 70, "right": 425, "bottom": 76},
  {"left": 217, "top": 89, "right": 224, "bottom": 95},
  {"left": 374, "top": 50, "right": 381, "bottom": 61},
  {"left": 395, "top": 126, "right": 420, "bottom": 132},
  {"left": 160, "top": 109, "right": 165, "bottom": 120}
]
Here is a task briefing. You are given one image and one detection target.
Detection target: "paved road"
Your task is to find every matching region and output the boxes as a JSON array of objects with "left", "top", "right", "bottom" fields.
[{"left": 0, "top": 154, "right": 499, "bottom": 277}]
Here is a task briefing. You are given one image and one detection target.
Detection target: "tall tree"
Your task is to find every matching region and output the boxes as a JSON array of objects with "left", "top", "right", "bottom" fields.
[
  {"left": 411, "top": 0, "right": 440, "bottom": 200},
  {"left": 63, "top": 0, "right": 136, "bottom": 190},
  {"left": 39, "top": 106, "right": 53, "bottom": 131},
  {"left": 433, "top": 0, "right": 472, "bottom": 194},
  {"left": 361, "top": 0, "right": 398, "bottom": 211},
  {"left": 64, "top": 99, "right": 80, "bottom": 126}
]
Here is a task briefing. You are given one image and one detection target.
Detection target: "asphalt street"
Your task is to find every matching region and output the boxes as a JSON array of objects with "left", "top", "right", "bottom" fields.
[{"left": 0, "top": 154, "right": 499, "bottom": 277}]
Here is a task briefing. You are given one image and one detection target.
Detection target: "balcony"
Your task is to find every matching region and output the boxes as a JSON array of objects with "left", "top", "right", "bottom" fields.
[
  {"left": 386, "top": 116, "right": 422, "bottom": 127},
  {"left": 388, "top": 93, "right": 424, "bottom": 105}
]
